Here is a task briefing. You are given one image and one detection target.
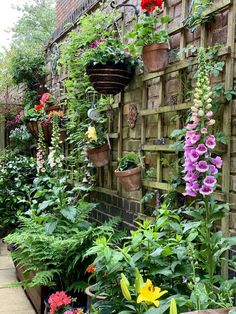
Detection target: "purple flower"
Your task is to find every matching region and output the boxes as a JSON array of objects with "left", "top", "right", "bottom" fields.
[
  {"left": 196, "top": 144, "right": 207, "bottom": 155},
  {"left": 189, "top": 134, "right": 201, "bottom": 145},
  {"left": 183, "top": 161, "right": 196, "bottom": 172},
  {"left": 209, "top": 164, "right": 218, "bottom": 175},
  {"left": 196, "top": 161, "right": 209, "bottom": 172},
  {"left": 183, "top": 172, "right": 199, "bottom": 182},
  {"left": 183, "top": 186, "right": 197, "bottom": 197},
  {"left": 189, "top": 149, "right": 199, "bottom": 162},
  {"left": 199, "top": 184, "right": 213, "bottom": 196},
  {"left": 89, "top": 39, "right": 105, "bottom": 49},
  {"left": 211, "top": 156, "right": 222, "bottom": 169},
  {"left": 205, "top": 135, "right": 216, "bottom": 149},
  {"left": 203, "top": 176, "right": 217, "bottom": 187}
]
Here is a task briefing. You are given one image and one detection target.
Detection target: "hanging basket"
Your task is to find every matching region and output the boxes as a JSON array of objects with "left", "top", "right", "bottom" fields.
[
  {"left": 86, "top": 145, "right": 110, "bottom": 167},
  {"left": 44, "top": 105, "right": 61, "bottom": 114},
  {"left": 86, "top": 63, "right": 134, "bottom": 95},
  {"left": 25, "top": 121, "right": 39, "bottom": 139},
  {"left": 142, "top": 42, "right": 169, "bottom": 72},
  {"left": 115, "top": 167, "right": 141, "bottom": 192},
  {"left": 39, "top": 121, "right": 66, "bottom": 144}
]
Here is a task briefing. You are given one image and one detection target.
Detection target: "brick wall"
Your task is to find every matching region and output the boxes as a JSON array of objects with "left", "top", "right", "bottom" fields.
[{"left": 56, "top": 0, "right": 83, "bottom": 27}]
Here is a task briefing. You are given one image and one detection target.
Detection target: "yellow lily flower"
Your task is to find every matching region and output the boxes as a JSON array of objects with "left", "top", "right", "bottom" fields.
[
  {"left": 120, "top": 273, "right": 132, "bottom": 301},
  {"left": 137, "top": 279, "right": 168, "bottom": 307},
  {"left": 85, "top": 126, "right": 97, "bottom": 142}
]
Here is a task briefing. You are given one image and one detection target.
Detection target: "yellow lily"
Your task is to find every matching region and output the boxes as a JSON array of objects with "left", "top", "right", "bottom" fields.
[
  {"left": 120, "top": 273, "right": 132, "bottom": 301},
  {"left": 137, "top": 279, "right": 168, "bottom": 307},
  {"left": 85, "top": 126, "right": 97, "bottom": 142},
  {"left": 170, "top": 298, "right": 178, "bottom": 314}
]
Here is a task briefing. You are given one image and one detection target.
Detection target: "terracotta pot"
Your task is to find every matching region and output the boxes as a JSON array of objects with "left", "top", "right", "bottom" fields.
[
  {"left": 142, "top": 42, "right": 169, "bottom": 72},
  {"left": 25, "top": 121, "right": 39, "bottom": 139},
  {"left": 86, "top": 145, "right": 110, "bottom": 167},
  {"left": 86, "top": 63, "right": 134, "bottom": 95},
  {"left": 115, "top": 167, "right": 141, "bottom": 192},
  {"left": 85, "top": 285, "right": 106, "bottom": 311}
]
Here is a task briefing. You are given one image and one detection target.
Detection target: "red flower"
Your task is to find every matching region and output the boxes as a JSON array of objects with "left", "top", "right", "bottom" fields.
[
  {"left": 40, "top": 92, "right": 51, "bottom": 104},
  {"left": 141, "top": 0, "right": 163, "bottom": 12},
  {"left": 48, "top": 291, "right": 71, "bottom": 314},
  {"left": 86, "top": 265, "right": 96, "bottom": 273},
  {"left": 35, "top": 104, "right": 44, "bottom": 112}
]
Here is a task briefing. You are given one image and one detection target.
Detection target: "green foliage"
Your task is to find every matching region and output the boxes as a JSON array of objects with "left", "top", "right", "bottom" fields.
[
  {"left": 0, "top": 151, "right": 36, "bottom": 236},
  {"left": 5, "top": 214, "right": 121, "bottom": 292},
  {"left": 183, "top": 0, "right": 214, "bottom": 31},
  {"left": 126, "top": 15, "right": 172, "bottom": 55},
  {"left": 117, "top": 152, "right": 141, "bottom": 171},
  {"left": 9, "top": 125, "right": 31, "bottom": 146}
]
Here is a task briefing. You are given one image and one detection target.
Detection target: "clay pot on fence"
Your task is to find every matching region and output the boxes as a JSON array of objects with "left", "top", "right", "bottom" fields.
[
  {"left": 115, "top": 167, "right": 141, "bottom": 192},
  {"left": 141, "top": 42, "right": 169, "bottom": 72},
  {"left": 86, "top": 63, "right": 134, "bottom": 95},
  {"left": 86, "top": 145, "right": 110, "bottom": 167}
]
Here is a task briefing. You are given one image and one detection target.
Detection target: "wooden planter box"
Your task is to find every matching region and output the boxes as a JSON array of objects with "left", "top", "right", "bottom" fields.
[
  {"left": 182, "top": 308, "right": 236, "bottom": 314},
  {"left": 15, "top": 263, "right": 47, "bottom": 314}
]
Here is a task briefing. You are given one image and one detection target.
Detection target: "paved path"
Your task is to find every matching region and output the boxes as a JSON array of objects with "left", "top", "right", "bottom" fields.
[{"left": 0, "top": 240, "right": 36, "bottom": 314}]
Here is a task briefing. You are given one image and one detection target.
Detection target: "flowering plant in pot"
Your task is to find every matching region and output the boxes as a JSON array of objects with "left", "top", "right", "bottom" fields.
[
  {"left": 85, "top": 38, "right": 138, "bottom": 95},
  {"left": 126, "top": 0, "right": 171, "bottom": 72},
  {"left": 65, "top": 9, "right": 138, "bottom": 95},
  {"left": 21, "top": 103, "right": 46, "bottom": 138},
  {"left": 115, "top": 152, "right": 142, "bottom": 191},
  {"left": 47, "top": 291, "right": 86, "bottom": 314},
  {"left": 85, "top": 126, "right": 110, "bottom": 167}
]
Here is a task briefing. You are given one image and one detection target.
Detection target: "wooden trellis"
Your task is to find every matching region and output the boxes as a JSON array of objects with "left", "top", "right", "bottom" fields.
[{"left": 95, "top": 0, "right": 236, "bottom": 275}]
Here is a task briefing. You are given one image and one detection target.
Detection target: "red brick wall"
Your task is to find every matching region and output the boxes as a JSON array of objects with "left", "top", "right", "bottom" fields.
[{"left": 56, "top": 0, "right": 83, "bottom": 27}]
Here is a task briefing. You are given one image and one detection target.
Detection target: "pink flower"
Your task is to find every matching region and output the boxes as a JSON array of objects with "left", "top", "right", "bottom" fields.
[
  {"left": 199, "top": 184, "right": 213, "bottom": 196},
  {"left": 205, "top": 135, "right": 216, "bottom": 149},
  {"left": 206, "top": 111, "right": 213, "bottom": 118},
  {"left": 196, "top": 161, "right": 209, "bottom": 172},
  {"left": 64, "top": 311, "right": 74, "bottom": 314},
  {"left": 189, "top": 149, "right": 199, "bottom": 162},
  {"left": 209, "top": 165, "right": 218, "bottom": 175},
  {"left": 183, "top": 172, "right": 199, "bottom": 182},
  {"left": 196, "top": 144, "right": 207, "bottom": 155},
  {"left": 190, "top": 134, "right": 201, "bottom": 145},
  {"left": 186, "top": 123, "right": 197, "bottom": 130},
  {"left": 183, "top": 186, "right": 197, "bottom": 197},
  {"left": 183, "top": 161, "right": 196, "bottom": 172},
  {"left": 211, "top": 156, "right": 222, "bottom": 169},
  {"left": 201, "top": 128, "right": 208, "bottom": 134},
  {"left": 40, "top": 93, "right": 51, "bottom": 104},
  {"left": 203, "top": 176, "right": 217, "bottom": 186}
]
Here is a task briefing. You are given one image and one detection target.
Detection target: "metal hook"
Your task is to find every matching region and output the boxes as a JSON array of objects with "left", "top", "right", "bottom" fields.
[{"left": 110, "top": 1, "right": 139, "bottom": 17}]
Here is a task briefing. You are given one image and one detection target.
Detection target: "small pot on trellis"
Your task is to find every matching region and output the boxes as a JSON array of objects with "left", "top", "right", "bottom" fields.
[
  {"left": 115, "top": 152, "right": 142, "bottom": 192},
  {"left": 85, "top": 126, "right": 110, "bottom": 167},
  {"left": 125, "top": 4, "right": 172, "bottom": 73}
]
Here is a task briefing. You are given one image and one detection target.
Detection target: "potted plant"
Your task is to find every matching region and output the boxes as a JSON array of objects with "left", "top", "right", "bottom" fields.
[
  {"left": 85, "top": 126, "right": 110, "bottom": 167},
  {"left": 115, "top": 152, "right": 142, "bottom": 191},
  {"left": 126, "top": 0, "right": 171, "bottom": 72},
  {"left": 85, "top": 38, "right": 137, "bottom": 95},
  {"left": 21, "top": 104, "right": 46, "bottom": 138}
]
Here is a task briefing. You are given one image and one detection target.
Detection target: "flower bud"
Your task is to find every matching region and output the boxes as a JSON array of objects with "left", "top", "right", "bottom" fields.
[
  {"left": 198, "top": 109, "right": 204, "bottom": 117},
  {"left": 120, "top": 274, "right": 131, "bottom": 301},
  {"left": 208, "top": 119, "right": 215, "bottom": 126},
  {"left": 206, "top": 103, "right": 212, "bottom": 110}
]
